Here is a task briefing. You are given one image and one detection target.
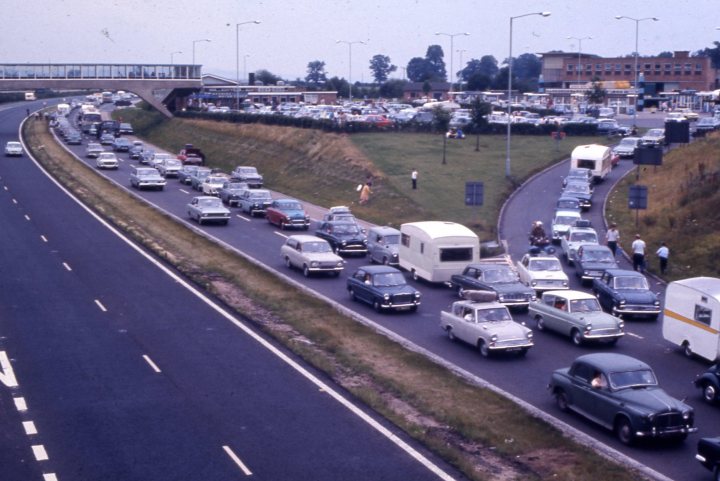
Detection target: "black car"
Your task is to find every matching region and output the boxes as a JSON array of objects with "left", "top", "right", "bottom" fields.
[
  {"left": 177, "top": 165, "right": 200, "bottom": 184},
  {"left": 695, "top": 364, "right": 720, "bottom": 404},
  {"left": 218, "top": 181, "right": 249, "bottom": 207},
  {"left": 450, "top": 263, "right": 536, "bottom": 311},
  {"left": 315, "top": 221, "right": 368, "bottom": 256},
  {"left": 561, "top": 181, "right": 593, "bottom": 210},
  {"left": 138, "top": 149, "right": 155, "bottom": 165},
  {"left": 574, "top": 244, "right": 618, "bottom": 285},
  {"left": 346, "top": 265, "right": 421, "bottom": 312},
  {"left": 696, "top": 436, "right": 720, "bottom": 479},
  {"left": 112, "top": 137, "right": 133, "bottom": 152},
  {"left": 128, "top": 142, "right": 144, "bottom": 160},
  {"left": 592, "top": 269, "right": 661, "bottom": 319},
  {"left": 562, "top": 168, "right": 593, "bottom": 188}
]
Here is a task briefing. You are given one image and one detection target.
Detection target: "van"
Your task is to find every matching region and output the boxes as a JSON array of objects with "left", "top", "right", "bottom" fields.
[
  {"left": 57, "top": 103, "right": 70, "bottom": 116},
  {"left": 570, "top": 144, "right": 612, "bottom": 182},
  {"left": 662, "top": 277, "right": 720, "bottom": 362},
  {"left": 399, "top": 221, "right": 480, "bottom": 283},
  {"left": 24, "top": 92, "right": 36, "bottom": 101},
  {"left": 366, "top": 226, "right": 401, "bottom": 266}
]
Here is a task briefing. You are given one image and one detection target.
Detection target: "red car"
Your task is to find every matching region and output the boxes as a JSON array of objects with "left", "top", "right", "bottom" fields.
[
  {"left": 266, "top": 199, "right": 310, "bottom": 230},
  {"left": 362, "top": 115, "right": 394, "bottom": 129},
  {"left": 177, "top": 144, "right": 206, "bottom": 165}
]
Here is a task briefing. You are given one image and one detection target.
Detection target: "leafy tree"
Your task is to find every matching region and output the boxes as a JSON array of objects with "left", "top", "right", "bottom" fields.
[
  {"left": 470, "top": 98, "right": 492, "bottom": 151},
  {"left": 511, "top": 53, "right": 542, "bottom": 81},
  {"left": 422, "top": 80, "right": 431, "bottom": 97},
  {"left": 491, "top": 67, "right": 509, "bottom": 90},
  {"left": 460, "top": 56, "right": 498, "bottom": 89},
  {"left": 431, "top": 105, "right": 452, "bottom": 164},
  {"left": 369, "top": 54, "right": 397, "bottom": 83},
  {"left": 478, "top": 55, "right": 499, "bottom": 78},
  {"left": 425, "top": 45, "right": 447, "bottom": 80},
  {"left": 585, "top": 77, "right": 607, "bottom": 104},
  {"left": 657, "top": 51, "right": 674, "bottom": 58},
  {"left": 406, "top": 46, "right": 447, "bottom": 82},
  {"left": 696, "top": 42, "right": 720, "bottom": 69},
  {"left": 407, "top": 57, "right": 432, "bottom": 82},
  {"left": 305, "top": 60, "right": 327, "bottom": 84},
  {"left": 255, "top": 69, "right": 281, "bottom": 85},
  {"left": 326, "top": 76, "right": 349, "bottom": 98},
  {"left": 379, "top": 79, "right": 406, "bottom": 99},
  {"left": 467, "top": 73, "right": 492, "bottom": 91}
]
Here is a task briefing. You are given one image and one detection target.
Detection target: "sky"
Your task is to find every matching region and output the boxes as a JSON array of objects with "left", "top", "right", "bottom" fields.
[{"left": 2, "top": 0, "right": 718, "bottom": 83}]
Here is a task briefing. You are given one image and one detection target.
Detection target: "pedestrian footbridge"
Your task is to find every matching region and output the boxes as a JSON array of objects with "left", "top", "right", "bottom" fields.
[{"left": 0, "top": 63, "right": 202, "bottom": 117}]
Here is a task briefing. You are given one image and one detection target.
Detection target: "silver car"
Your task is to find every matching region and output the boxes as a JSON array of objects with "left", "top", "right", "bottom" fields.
[
  {"left": 366, "top": 226, "right": 400, "bottom": 266},
  {"left": 187, "top": 196, "right": 230, "bottom": 225},
  {"left": 280, "top": 235, "right": 345, "bottom": 277},
  {"left": 4, "top": 141, "right": 23, "bottom": 157}
]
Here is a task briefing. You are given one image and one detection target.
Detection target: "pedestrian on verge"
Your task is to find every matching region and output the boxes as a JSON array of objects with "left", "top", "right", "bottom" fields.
[
  {"left": 411, "top": 169, "right": 418, "bottom": 190},
  {"left": 359, "top": 182, "right": 371, "bottom": 205},
  {"left": 631, "top": 234, "right": 646, "bottom": 273},
  {"left": 656, "top": 242, "right": 669, "bottom": 275},
  {"left": 606, "top": 223, "right": 620, "bottom": 257}
]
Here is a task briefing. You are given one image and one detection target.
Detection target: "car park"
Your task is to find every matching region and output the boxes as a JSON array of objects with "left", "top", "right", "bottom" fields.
[
  {"left": 561, "top": 182, "right": 593, "bottom": 211},
  {"left": 696, "top": 436, "right": 720, "bottom": 479},
  {"left": 112, "top": 137, "right": 133, "bottom": 152},
  {"left": 129, "top": 166, "right": 166, "bottom": 190},
  {"left": 201, "top": 174, "right": 230, "bottom": 196},
  {"left": 560, "top": 223, "right": 599, "bottom": 265},
  {"left": 573, "top": 244, "right": 618, "bottom": 285},
  {"left": 694, "top": 364, "right": 720, "bottom": 404},
  {"left": 280, "top": 235, "right": 345, "bottom": 277},
  {"left": 450, "top": 262, "right": 536, "bottom": 310},
  {"left": 85, "top": 142, "right": 104, "bottom": 158},
  {"left": 592, "top": 269, "right": 661, "bottom": 320},
  {"left": 612, "top": 137, "right": 641, "bottom": 158},
  {"left": 440, "top": 291, "right": 533, "bottom": 357},
  {"left": 549, "top": 353, "right": 696, "bottom": 445},
  {"left": 236, "top": 188, "right": 273, "bottom": 216},
  {"left": 230, "top": 166, "right": 263, "bottom": 187},
  {"left": 156, "top": 158, "right": 182, "bottom": 178},
  {"left": 640, "top": 128, "right": 666, "bottom": 146},
  {"left": 186, "top": 196, "right": 230, "bottom": 225},
  {"left": 366, "top": 226, "right": 401, "bottom": 266},
  {"left": 531, "top": 290, "right": 624, "bottom": 345},
  {"left": 562, "top": 168, "right": 593, "bottom": 188},
  {"left": 96, "top": 152, "right": 119, "bottom": 169},
  {"left": 4, "top": 141, "right": 23, "bottom": 156},
  {"left": 516, "top": 253, "right": 569, "bottom": 292},
  {"left": 346, "top": 265, "right": 421, "bottom": 312},
  {"left": 551, "top": 210, "right": 582, "bottom": 242},
  {"left": 266, "top": 198, "right": 310, "bottom": 230},
  {"left": 315, "top": 220, "right": 368, "bottom": 256}
]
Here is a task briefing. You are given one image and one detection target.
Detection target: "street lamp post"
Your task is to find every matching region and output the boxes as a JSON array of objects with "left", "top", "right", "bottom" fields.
[
  {"left": 170, "top": 51, "right": 182, "bottom": 65},
  {"left": 457, "top": 49, "right": 467, "bottom": 88},
  {"left": 567, "top": 36, "right": 592, "bottom": 87},
  {"left": 336, "top": 40, "right": 365, "bottom": 101},
  {"left": 192, "top": 39, "right": 211, "bottom": 68},
  {"left": 615, "top": 15, "right": 659, "bottom": 128},
  {"left": 229, "top": 20, "right": 260, "bottom": 110},
  {"left": 435, "top": 32, "right": 469, "bottom": 90},
  {"left": 506, "top": 12, "right": 551, "bottom": 179},
  {"left": 243, "top": 54, "right": 251, "bottom": 85}
]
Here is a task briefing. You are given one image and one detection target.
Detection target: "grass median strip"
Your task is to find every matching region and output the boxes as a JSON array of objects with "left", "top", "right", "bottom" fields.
[{"left": 23, "top": 117, "right": 645, "bottom": 481}]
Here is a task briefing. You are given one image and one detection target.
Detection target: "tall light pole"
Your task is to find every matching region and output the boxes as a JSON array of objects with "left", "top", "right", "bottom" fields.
[
  {"left": 228, "top": 20, "right": 260, "bottom": 110},
  {"left": 435, "top": 32, "right": 469, "bottom": 90},
  {"left": 615, "top": 15, "right": 659, "bottom": 128},
  {"left": 170, "top": 51, "right": 182, "bottom": 65},
  {"left": 243, "top": 54, "right": 251, "bottom": 85},
  {"left": 506, "top": 11, "right": 551, "bottom": 179},
  {"left": 336, "top": 40, "right": 365, "bottom": 101},
  {"left": 457, "top": 48, "right": 468, "bottom": 88},
  {"left": 567, "top": 36, "right": 592, "bottom": 86},
  {"left": 192, "top": 39, "right": 211, "bottom": 68}
]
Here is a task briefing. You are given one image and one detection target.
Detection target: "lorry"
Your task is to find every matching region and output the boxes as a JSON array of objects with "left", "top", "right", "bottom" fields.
[
  {"left": 57, "top": 103, "right": 71, "bottom": 116},
  {"left": 570, "top": 144, "right": 612, "bottom": 182},
  {"left": 398, "top": 221, "right": 480, "bottom": 283},
  {"left": 662, "top": 277, "right": 720, "bottom": 362},
  {"left": 24, "top": 92, "right": 36, "bottom": 101}
]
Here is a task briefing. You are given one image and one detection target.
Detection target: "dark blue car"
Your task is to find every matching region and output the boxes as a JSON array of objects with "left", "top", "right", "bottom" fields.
[
  {"left": 592, "top": 269, "right": 661, "bottom": 320},
  {"left": 347, "top": 265, "right": 421, "bottom": 312}
]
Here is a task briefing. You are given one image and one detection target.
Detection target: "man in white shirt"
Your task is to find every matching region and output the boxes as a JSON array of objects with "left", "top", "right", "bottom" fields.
[
  {"left": 656, "top": 242, "right": 669, "bottom": 275},
  {"left": 631, "top": 234, "right": 646, "bottom": 273}
]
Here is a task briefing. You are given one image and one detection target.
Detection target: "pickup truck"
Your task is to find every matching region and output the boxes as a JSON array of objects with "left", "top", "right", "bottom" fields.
[
  {"left": 449, "top": 256, "right": 535, "bottom": 311},
  {"left": 440, "top": 290, "right": 533, "bottom": 357},
  {"left": 177, "top": 144, "right": 206, "bottom": 165}
]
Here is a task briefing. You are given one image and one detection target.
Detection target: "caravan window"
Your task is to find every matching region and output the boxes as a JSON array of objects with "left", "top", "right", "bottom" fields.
[
  {"left": 576, "top": 158, "right": 595, "bottom": 170},
  {"left": 439, "top": 247, "right": 473, "bottom": 262},
  {"left": 695, "top": 305, "right": 712, "bottom": 326},
  {"left": 401, "top": 233, "right": 411, "bottom": 247}
]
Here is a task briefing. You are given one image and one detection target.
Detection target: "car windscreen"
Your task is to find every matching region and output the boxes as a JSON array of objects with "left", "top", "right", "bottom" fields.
[
  {"left": 569, "top": 298, "right": 602, "bottom": 313},
  {"left": 557, "top": 200, "right": 579, "bottom": 209},
  {"left": 198, "top": 198, "right": 220, "bottom": 207},
  {"left": 249, "top": 192, "right": 271, "bottom": 200},
  {"left": 529, "top": 259, "right": 561, "bottom": 271},
  {"left": 483, "top": 268, "right": 517, "bottom": 283},
  {"left": 564, "top": 183, "right": 590, "bottom": 194},
  {"left": 609, "top": 369, "right": 657, "bottom": 389},
  {"left": 582, "top": 250, "right": 614, "bottom": 262},
  {"left": 475, "top": 308, "right": 512, "bottom": 322},
  {"left": 281, "top": 202, "right": 302, "bottom": 210},
  {"left": 554, "top": 216, "right": 579, "bottom": 226},
  {"left": 382, "top": 234, "right": 400, "bottom": 245},
  {"left": 302, "top": 242, "right": 332, "bottom": 253},
  {"left": 372, "top": 272, "right": 406, "bottom": 287},
  {"left": 570, "top": 232, "right": 597, "bottom": 243},
  {"left": 613, "top": 276, "right": 649, "bottom": 290},
  {"left": 331, "top": 224, "right": 360, "bottom": 235}
]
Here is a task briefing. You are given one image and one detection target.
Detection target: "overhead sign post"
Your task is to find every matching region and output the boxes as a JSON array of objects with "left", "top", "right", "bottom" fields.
[
  {"left": 465, "top": 181, "right": 484, "bottom": 229},
  {"left": 628, "top": 185, "right": 648, "bottom": 227}
]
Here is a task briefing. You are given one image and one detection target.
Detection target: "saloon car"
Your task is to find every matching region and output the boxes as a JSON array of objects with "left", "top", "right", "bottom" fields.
[
  {"left": 322, "top": 205, "right": 357, "bottom": 223},
  {"left": 366, "top": 226, "right": 401, "bottom": 266},
  {"left": 129, "top": 166, "right": 166, "bottom": 190},
  {"left": 280, "top": 235, "right": 344, "bottom": 277},
  {"left": 556, "top": 196, "right": 581, "bottom": 213},
  {"left": 694, "top": 364, "right": 720, "bottom": 404},
  {"left": 148, "top": 152, "right": 174, "bottom": 169},
  {"left": 186, "top": 196, "right": 230, "bottom": 225},
  {"left": 237, "top": 189, "right": 273, "bottom": 216},
  {"left": 266, "top": 198, "right": 310, "bottom": 230},
  {"left": 4, "top": 141, "right": 23, "bottom": 156},
  {"left": 516, "top": 254, "right": 569, "bottom": 292},
  {"left": 96, "top": 152, "right": 119, "bottom": 169},
  {"left": 231, "top": 166, "right": 263, "bottom": 187},
  {"left": 201, "top": 174, "right": 230, "bottom": 196},
  {"left": 549, "top": 353, "right": 697, "bottom": 444},
  {"left": 640, "top": 128, "right": 666, "bottom": 146},
  {"left": 530, "top": 290, "right": 624, "bottom": 345},
  {"left": 450, "top": 263, "right": 536, "bottom": 310},
  {"left": 561, "top": 182, "right": 593, "bottom": 211},
  {"left": 99, "top": 132, "right": 115, "bottom": 145},
  {"left": 592, "top": 269, "right": 661, "bottom": 319},
  {"left": 177, "top": 165, "right": 201, "bottom": 185},
  {"left": 612, "top": 137, "right": 641, "bottom": 158},
  {"left": 315, "top": 220, "right": 368, "bottom": 256},
  {"left": 85, "top": 142, "right": 104, "bottom": 158},
  {"left": 190, "top": 167, "right": 213, "bottom": 191},
  {"left": 574, "top": 244, "right": 619, "bottom": 285},
  {"left": 112, "top": 137, "right": 133, "bottom": 152},
  {"left": 696, "top": 436, "right": 720, "bottom": 479},
  {"left": 562, "top": 168, "right": 593, "bottom": 188},
  {"left": 551, "top": 210, "right": 583, "bottom": 242},
  {"left": 218, "top": 181, "right": 249, "bottom": 207},
  {"left": 156, "top": 158, "right": 183, "bottom": 178},
  {"left": 346, "top": 265, "right": 421, "bottom": 312},
  {"left": 560, "top": 224, "right": 599, "bottom": 265},
  {"left": 440, "top": 291, "right": 533, "bottom": 357}
]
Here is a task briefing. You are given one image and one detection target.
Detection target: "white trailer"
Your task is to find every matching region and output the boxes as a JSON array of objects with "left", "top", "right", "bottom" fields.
[
  {"left": 662, "top": 277, "right": 720, "bottom": 362},
  {"left": 570, "top": 144, "right": 612, "bottom": 182},
  {"left": 399, "top": 221, "right": 480, "bottom": 283}
]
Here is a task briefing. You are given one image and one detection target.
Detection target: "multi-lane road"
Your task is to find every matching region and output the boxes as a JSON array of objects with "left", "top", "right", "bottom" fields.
[{"left": 3, "top": 100, "right": 717, "bottom": 481}]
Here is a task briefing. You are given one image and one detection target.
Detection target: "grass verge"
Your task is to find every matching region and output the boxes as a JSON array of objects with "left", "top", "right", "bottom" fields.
[{"left": 24, "top": 117, "right": 646, "bottom": 481}]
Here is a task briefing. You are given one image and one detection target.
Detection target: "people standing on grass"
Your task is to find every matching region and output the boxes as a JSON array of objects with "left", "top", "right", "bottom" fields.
[
  {"left": 631, "top": 234, "right": 647, "bottom": 273},
  {"left": 656, "top": 242, "right": 669, "bottom": 275},
  {"left": 359, "top": 182, "right": 372, "bottom": 204},
  {"left": 606, "top": 223, "right": 620, "bottom": 257},
  {"left": 411, "top": 169, "right": 418, "bottom": 190}
]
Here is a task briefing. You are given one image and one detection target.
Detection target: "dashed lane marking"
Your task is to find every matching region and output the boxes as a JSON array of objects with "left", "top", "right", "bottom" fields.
[
  {"left": 142, "top": 355, "right": 162, "bottom": 373},
  {"left": 14, "top": 397, "right": 27, "bottom": 412},
  {"left": 235, "top": 214, "right": 251, "bottom": 222},
  {"left": 94, "top": 300, "right": 107, "bottom": 312},
  {"left": 62, "top": 262, "right": 72, "bottom": 272},
  {"left": 0, "top": 351, "right": 19, "bottom": 388},
  {"left": 222, "top": 446, "right": 253, "bottom": 476},
  {"left": 626, "top": 332, "right": 644, "bottom": 339},
  {"left": 43, "top": 474, "right": 58, "bottom": 481},
  {"left": 23, "top": 421, "right": 37, "bottom": 435},
  {"left": 41, "top": 235, "right": 48, "bottom": 242},
  {"left": 24, "top": 214, "right": 30, "bottom": 221},
  {"left": 31, "top": 444, "right": 48, "bottom": 461},
  {"left": 273, "top": 231, "right": 288, "bottom": 239}
]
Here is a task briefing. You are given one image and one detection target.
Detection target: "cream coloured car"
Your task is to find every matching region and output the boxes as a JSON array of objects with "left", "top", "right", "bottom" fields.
[{"left": 280, "top": 235, "right": 344, "bottom": 277}]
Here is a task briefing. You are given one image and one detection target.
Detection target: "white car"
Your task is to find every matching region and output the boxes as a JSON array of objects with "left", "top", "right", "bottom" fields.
[
  {"left": 156, "top": 158, "right": 182, "bottom": 178},
  {"left": 516, "top": 253, "right": 569, "bottom": 292},
  {"left": 612, "top": 137, "right": 641, "bottom": 158},
  {"left": 96, "top": 152, "right": 119, "bottom": 169},
  {"left": 4, "top": 141, "right": 23, "bottom": 157},
  {"left": 551, "top": 210, "right": 582, "bottom": 243},
  {"left": 280, "top": 235, "right": 345, "bottom": 277},
  {"left": 201, "top": 175, "right": 229, "bottom": 196},
  {"left": 560, "top": 225, "right": 599, "bottom": 265},
  {"left": 149, "top": 152, "right": 174, "bottom": 168}
]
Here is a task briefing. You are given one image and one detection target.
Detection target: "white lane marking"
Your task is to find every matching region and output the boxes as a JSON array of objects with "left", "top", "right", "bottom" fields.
[
  {"left": 142, "top": 355, "right": 162, "bottom": 373},
  {"left": 43, "top": 474, "right": 58, "bottom": 481},
  {"left": 235, "top": 214, "right": 251, "bottom": 222},
  {"left": 62, "top": 262, "right": 72, "bottom": 271},
  {"left": 24, "top": 214, "right": 30, "bottom": 221},
  {"left": 23, "top": 421, "right": 38, "bottom": 435},
  {"left": 12, "top": 198, "right": 17, "bottom": 204},
  {"left": 94, "top": 300, "right": 107, "bottom": 312},
  {"left": 32, "top": 444, "right": 48, "bottom": 461},
  {"left": 23, "top": 148, "right": 457, "bottom": 481},
  {"left": 0, "top": 351, "right": 19, "bottom": 388},
  {"left": 179, "top": 189, "right": 190, "bottom": 194},
  {"left": 41, "top": 235, "right": 48, "bottom": 242},
  {"left": 14, "top": 397, "right": 27, "bottom": 412},
  {"left": 273, "top": 231, "right": 288, "bottom": 239},
  {"left": 626, "top": 332, "right": 644, "bottom": 339},
  {"left": 3, "top": 186, "right": 7, "bottom": 191},
  {"left": 222, "top": 446, "right": 253, "bottom": 476}
]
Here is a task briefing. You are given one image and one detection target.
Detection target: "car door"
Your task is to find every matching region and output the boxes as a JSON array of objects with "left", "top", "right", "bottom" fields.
[
  {"left": 594, "top": 273, "right": 613, "bottom": 310},
  {"left": 517, "top": 256, "right": 530, "bottom": 285},
  {"left": 351, "top": 269, "right": 372, "bottom": 304},
  {"left": 544, "top": 294, "right": 569, "bottom": 333}
]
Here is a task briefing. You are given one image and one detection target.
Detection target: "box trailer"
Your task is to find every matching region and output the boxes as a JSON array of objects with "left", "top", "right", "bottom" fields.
[
  {"left": 570, "top": 144, "right": 612, "bottom": 182},
  {"left": 399, "top": 221, "right": 480, "bottom": 283},
  {"left": 662, "top": 277, "right": 720, "bottom": 362}
]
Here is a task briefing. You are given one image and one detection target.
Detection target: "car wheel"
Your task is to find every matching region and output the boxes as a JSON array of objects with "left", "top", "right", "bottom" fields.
[
  {"left": 517, "top": 348, "right": 529, "bottom": 357},
  {"left": 683, "top": 342, "right": 693, "bottom": 358},
  {"left": 284, "top": 257, "right": 292, "bottom": 269},
  {"left": 477, "top": 340, "right": 490, "bottom": 358},
  {"left": 382, "top": 256, "right": 389, "bottom": 265},
  {"left": 302, "top": 265, "right": 310, "bottom": 278},
  {"left": 713, "top": 465, "right": 720, "bottom": 481},
  {"left": 615, "top": 417, "right": 635, "bottom": 445},
  {"left": 457, "top": 286, "right": 465, "bottom": 299},
  {"left": 535, "top": 316, "right": 545, "bottom": 331},
  {"left": 446, "top": 327, "right": 456, "bottom": 341},
  {"left": 571, "top": 329, "right": 584, "bottom": 346},
  {"left": 411, "top": 270, "right": 419, "bottom": 281},
  {"left": 373, "top": 300, "right": 382, "bottom": 312},
  {"left": 348, "top": 288, "right": 356, "bottom": 301},
  {"left": 280, "top": 221, "right": 286, "bottom": 230},
  {"left": 702, "top": 382, "right": 718, "bottom": 403},
  {"left": 555, "top": 389, "right": 569, "bottom": 412}
]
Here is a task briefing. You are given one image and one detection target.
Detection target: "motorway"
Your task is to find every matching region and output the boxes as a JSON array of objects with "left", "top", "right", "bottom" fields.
[
  {"left": 5, "top": 100, "right": 719, "bottom": 481},
  {"left": 0, "top": 101, "right": 463, "bottom": 481}
]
